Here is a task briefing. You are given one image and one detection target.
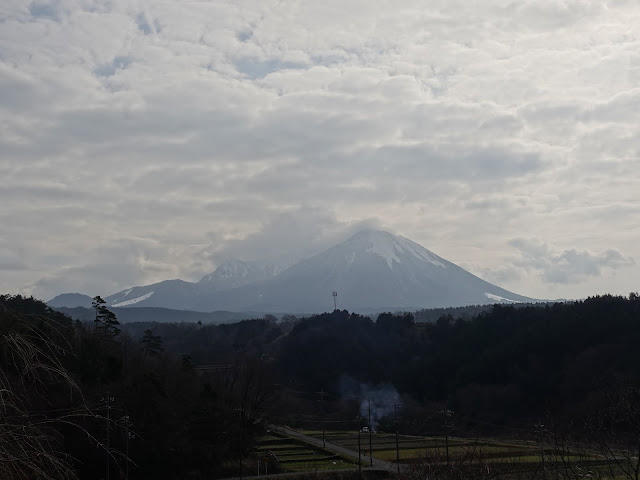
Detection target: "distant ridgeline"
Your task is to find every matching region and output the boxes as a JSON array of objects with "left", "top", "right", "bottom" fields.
[
  {"left": 414, "top": 301, "right": 558, "bottom": 323},
  {"left": 53, "top": 305, "right": 254, "bottom": 325},
  {"left": 52, "top": 302, "right": 554, "bottom": 326}
]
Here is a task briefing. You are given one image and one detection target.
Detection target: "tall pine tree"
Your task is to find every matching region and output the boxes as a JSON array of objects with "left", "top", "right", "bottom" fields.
[{"left": 92, "top": 295, "right": 120, "bottom": 337}]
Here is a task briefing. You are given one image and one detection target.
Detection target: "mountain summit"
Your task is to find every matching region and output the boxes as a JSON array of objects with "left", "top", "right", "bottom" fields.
[
  {"left": 51, "top": 230, "right": 534, "bottom": 313},
  {"left": 197, "top": 259, "right": 284, "bottom": 290},
  {"left": 205, "top": 229, "right": 532, "bottom": 312}
]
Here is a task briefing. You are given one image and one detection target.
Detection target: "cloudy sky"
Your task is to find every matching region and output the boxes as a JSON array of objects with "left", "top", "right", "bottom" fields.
[{"left": 1, "top": 0, "right": 639, "bottom": 302}]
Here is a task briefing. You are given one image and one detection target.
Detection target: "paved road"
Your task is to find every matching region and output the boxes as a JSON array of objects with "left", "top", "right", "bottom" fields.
[
  {"left": 220, "top": 426, "right": 400, "bottom": 480},
  {"left": 222, "top": 467, "right": 373, "bottom": 480},
  {"left": 271, "top": 425, "right": 396, "bottom": 473}
]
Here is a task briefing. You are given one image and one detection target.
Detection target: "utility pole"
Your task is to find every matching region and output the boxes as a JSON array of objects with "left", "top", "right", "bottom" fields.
[
  {"left": 313, "top": 450, "right": 317, "bottom": 477},
  {"left": 535, "top": 421, "right": 546, "bottom": 480},
  {"left": 394, "top": 403, "right": 401, "bottom": 475},
  {"left": 440, "top": 409, "right": 454, "bottom": 467},
  {"left": 368, "top": 398, "right": 373, "bottom": 467},
  {"left": 356, "top": 416, "right": 362, "bottom": 476},
  {"left": 236, "top": 407, "right": 245, "bottom": 480},
  {"left": 119, "top": 412, "right": 133, "bottom": 480},
  {"left": 318, "top": 389, "right": 326, "bottom": 448},
  {"left": 102, "top": 392, "right": 115, "bottom": 480}
]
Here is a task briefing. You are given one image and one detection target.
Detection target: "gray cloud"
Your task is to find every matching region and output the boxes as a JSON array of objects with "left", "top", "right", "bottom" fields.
[
  {"left": 509, "top": 239, "right": 635, "bottom": 285},
  {"left": 1, "top": 0, "right": 640, "bottom": 301},
  {"left": 205, "top": 208, "right": 382, "bottom": 266},
  {"left": 0, "top": 244, "right": 28, "bottom": 270},
  {"left": 135, "top": 13, "right": 156, "bottom": 35},
  {"left": 94, "top": 56, "right": 132, "bottom": 77},
  {"left": 28, "top": 1, "right": 59, "bottom": 21}
]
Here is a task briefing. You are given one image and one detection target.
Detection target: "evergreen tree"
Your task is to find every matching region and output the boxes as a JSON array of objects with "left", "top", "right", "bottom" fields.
[
  {"left": 92, "top": 295, "right": 120, "bottom": 337},
  {"left": 140, "top": 329, "right": 164, "bottom": 357}
]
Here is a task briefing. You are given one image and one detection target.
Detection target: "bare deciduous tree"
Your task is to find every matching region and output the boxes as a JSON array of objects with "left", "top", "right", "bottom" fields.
[{"left": 0, "top": 299, "right": 96, "bottom": 479}]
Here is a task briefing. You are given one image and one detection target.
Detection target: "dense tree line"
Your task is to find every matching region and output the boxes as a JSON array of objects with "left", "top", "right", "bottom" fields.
[{"left": 126, "top": 295, "right": 640, "bottom": 432}]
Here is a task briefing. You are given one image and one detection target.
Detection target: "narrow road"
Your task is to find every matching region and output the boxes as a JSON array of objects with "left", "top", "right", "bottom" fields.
[{"left": 271, "top": 425, "right": 396, "bottom": 472}]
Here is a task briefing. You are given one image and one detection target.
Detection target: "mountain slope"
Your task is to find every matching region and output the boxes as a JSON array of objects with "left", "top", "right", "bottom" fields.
[
  {"left": 47, "top": 293, "right": 94, "bottom": 309},
  {"left": 105, "top": 279, "right": 198, "bottom": 310},
  {"left": 50, "top": 230, "right": 535, "bottom": 312},
  {"left": 195, "top": 230, "right": 533, "bottom": 312},
  {"left": 101, "top": 259, "right": 284, "bottom": 310},
  {"left": 197, "top": 259, "right": 283, "bottom": 291}
]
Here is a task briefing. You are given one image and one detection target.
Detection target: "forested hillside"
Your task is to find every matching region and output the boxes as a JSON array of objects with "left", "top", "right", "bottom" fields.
[
  {"left": 3, "top": 293, "right": 640, "bottom": 478},
  {"left": 130, "top": 294, "right": 640, "bottom": 430}
]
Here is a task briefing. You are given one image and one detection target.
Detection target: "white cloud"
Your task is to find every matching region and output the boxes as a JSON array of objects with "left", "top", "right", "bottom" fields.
[{"left": 1, "top": 0, "right": 639, "bottom": 301}]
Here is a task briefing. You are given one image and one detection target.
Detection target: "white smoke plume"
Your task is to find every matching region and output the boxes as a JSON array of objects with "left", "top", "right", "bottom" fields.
[{"left": 339, "top": 375, "right": 400, "bottom": 431}]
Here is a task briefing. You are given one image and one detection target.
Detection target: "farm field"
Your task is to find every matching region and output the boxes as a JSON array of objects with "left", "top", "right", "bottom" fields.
[
  {"left": 294, "top": 429, "right": 619, "bottom": 479},
  {"left": 253, "top": 432, "right": 359, "bottom": 474},
  {"left": 301, "top": 429, "right": 538, "bottom": 463}
]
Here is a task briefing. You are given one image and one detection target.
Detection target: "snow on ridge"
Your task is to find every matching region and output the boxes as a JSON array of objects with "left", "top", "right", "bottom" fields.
[
  {"left": 219, "top": 265, "right": 248, "bottom": 279},
  {"left": 200, "top": 260, "right": 286, "bottom": 284},
  {"left": 485, "top": 292, "right": 521, "bottom": 303},
  {"left": 395, "top": 236, "right": 446, "bottom": 268},
  {"left": 360, "top": 231, "right": 446, "bottom": 270},
  {"left": 201, "top": 273, "right": 214, "bottom": 282},
  {"left": 366, "top": 234, "right": 401, "bottom": 269},
  {"left": 121, "top": 288, "right": 133, "bottom": 299},
  {"left": 112, "top": 291, "right": 154, "bottom": 307}
]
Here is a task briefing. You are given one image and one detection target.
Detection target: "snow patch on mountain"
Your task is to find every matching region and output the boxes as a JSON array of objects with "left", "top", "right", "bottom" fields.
[
  {"left": 346, "top": 252, "right": 356, "bottom": 265},
  {"left": 395, "top": 236, "right": 446, "bottom": 268},
  {"left": 356, "top": 230, "right": 446, "bottom": 270},
  {"left": 366, "top": 234, "right": 401, "bottom": 269},
  {"left": 485, "top": 292, "right": 521, "bottom": 303},
  {"left": 201, "top": 261, "right": 249, "bottom": 281},
  {"left": 112, "top": 291, "right": 154, "bottom": 307},
  {"left": 198, "top": 259, "right": 286, "bottom": 291}
]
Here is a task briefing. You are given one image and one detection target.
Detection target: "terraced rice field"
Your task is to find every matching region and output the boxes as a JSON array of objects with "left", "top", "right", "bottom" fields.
[
  {"left": 305, "top": 430, "right": 485, "bottom": 462},
  {"left": 253, "top": 429, "right": 625, "bottom": 479},
  {"left": 255, "top": 433, "right": 358, "bottom": 473},
  {"left": 302, "top": 430, "right": 604, "bottom": 468}
]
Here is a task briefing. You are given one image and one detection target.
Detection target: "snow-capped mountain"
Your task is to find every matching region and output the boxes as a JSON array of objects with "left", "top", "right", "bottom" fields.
[
  {"left": 197, "top": 259, "right": 284, "bottom": 291},
  {"left": 196, "top": 230, "right": 533, "bottom": 312},
  {"left": 50, "top": 230, "right": 535, "bottom": 312}
]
